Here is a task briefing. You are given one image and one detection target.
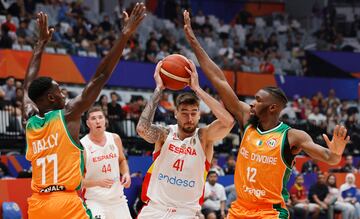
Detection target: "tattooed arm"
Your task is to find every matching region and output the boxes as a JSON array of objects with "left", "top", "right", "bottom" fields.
[{"left": 136, "top": 62, "right": 169, "bottom": 151}]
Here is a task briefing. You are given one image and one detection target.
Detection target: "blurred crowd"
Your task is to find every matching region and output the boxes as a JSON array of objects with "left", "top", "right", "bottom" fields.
[
  {"left": 1, "top": 0, "right": 360, "bottom": 76},
  {"left": 0, "top": 73, "right": 359, "bottom": 157}
]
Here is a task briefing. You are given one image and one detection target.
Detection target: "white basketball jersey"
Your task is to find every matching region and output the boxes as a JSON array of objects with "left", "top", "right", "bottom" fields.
[
  {"left": 81, "top": 132, "right": 124, "bottom": 202},
  {"left": 142, "top": 125, "right": 209, "bottom": 211}
]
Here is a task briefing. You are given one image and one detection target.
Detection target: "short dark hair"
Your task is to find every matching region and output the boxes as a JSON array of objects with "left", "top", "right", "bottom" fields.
[
  {"left": 262, "top": 86, "right": 288, "bottom": 106},
  {"left": 5, "top": 76, "right": 15, "bottom": 81},
  {"left": 207, "top": 170, "right": 218, "bottom": 177},
  {"left": 86, "top": 105, "right": 105, "bottom": 119},
  {"left": 175, "top": 92, "right": 199, "bottom": 108},
  {"left": 28, "top": 77, "right": 53, "bottom": 102}
]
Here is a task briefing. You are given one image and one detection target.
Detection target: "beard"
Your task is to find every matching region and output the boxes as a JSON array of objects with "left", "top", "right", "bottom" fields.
[
  {"left": 248, "top": 115, "right": 259, "bottom": 127},
  {"left": 179, "top": 123, "right": 197, "bottom": 134}
]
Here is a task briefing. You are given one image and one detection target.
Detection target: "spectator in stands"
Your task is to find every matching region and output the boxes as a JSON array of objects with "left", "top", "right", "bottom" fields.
[
  {"left": 2, "top": 14, "right": 16, "bottom": 32},
  {"left": 123, "top": 95, "right": 145, "bottom": 122},
  {"left": 16, "top": 19, "right": 33, "bottom": 45},
  {"left": 0, "top": 24, "right": 13, "bottom": 49},
  {"left": 345, "top": 114, "right": 360, "bottom": 155},
  {"left": 339, "top": 173, "right": 360, "bottom": 218},
  {"left": 100, "top": 15, "right": 112, "bottom": 32},
  {"left": 107, "top": 91, "right": 125, "bottom": 136},
  {"left": 290, "top": 174, "right": 320, "bottom": 219},
  {"left": 301, "top": 159, "right": 320, "bottom": 174},
  {"left": 96, "top": 94, "right": 109, "bottom": 117},
  {"left": 144, "top": 39, "right": 158, "bottom": 63},
  {"left": 210, "top": 155, "right": 225, "bottom": 176},
  {"left": 202, "top": 170, "right": 226, "bottom": 219},
  {"left": 155, "top": 43, "right": 170, "bottom": 62},
  {"left": 280, "top": 102, "right": 297, "bottom": 124},
  {"left": 326, "top": 174, "right": 356, "bottom": 219},
  {"left": 259, "top": 53, "right": 275, "bottom": 74},
  {"left": 0, "top": 76, "right": 16, "bottom": 102},
  {"left": 308, "top": 106, "right": 327, "bottom": 128},
  {"left": 326, "top": 89, "right": 340, "bottom": 107},
  {"left": 308, "top": 173, "right": 331, "bottom": 217},
  {"left": 223, "top": 154, "right": 235, "bottom": 175},
  {"left": 340, "top": 155, "right": 358, "bottom": 173}
]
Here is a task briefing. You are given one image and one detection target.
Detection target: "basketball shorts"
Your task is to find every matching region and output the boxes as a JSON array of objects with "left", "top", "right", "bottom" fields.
[
  {"left": 86, "top": 197, "right": 131, "bottom": 219},
  {"left": 28, "top": 191, "right": 91, "bottom": 219},
  {"left": 137, "top": 201, "right": 200, "bottom": 219},
  {"left": 227, "top": 199, "right": 289, "bottom": 219}
]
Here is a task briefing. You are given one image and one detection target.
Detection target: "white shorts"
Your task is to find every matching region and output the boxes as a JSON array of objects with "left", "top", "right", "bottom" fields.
[
  {"left": 137, "top": 201, "right": 200, "bottom": 219},
  {"left": 86, "top": 198, "right": 131, "bottom": 219}
]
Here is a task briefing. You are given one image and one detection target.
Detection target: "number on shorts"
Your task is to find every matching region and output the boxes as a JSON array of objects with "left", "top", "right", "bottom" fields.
[
  {"left": 36, "top": 154, "right": 58, "bottom": 184},
  {"left": 246, "top": 167, "right": 257, "bottom": 182}
]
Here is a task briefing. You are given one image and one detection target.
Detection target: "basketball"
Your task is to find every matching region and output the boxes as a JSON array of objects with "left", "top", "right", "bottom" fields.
[{"left": 160, "top": 54, "right": 191, "bottom": 90}]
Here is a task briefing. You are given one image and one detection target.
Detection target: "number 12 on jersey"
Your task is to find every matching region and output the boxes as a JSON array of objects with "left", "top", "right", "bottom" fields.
[
  {"left": 173, "top": 159, "right": 184, "bottom": 172},
  {"left": 247, "top": 167, "right": 257, "bottom": 182}
]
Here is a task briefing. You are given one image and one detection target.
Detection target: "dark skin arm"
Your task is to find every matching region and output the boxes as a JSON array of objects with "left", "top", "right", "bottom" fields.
[
  {"left": 289, "top": 125, "right": 350, "bottom": 165},
  {"left": 183, "top": 10, "right": 250, "bottom": 128},
  {"left": 22, "top": 12, "right": 53, "bottom": 126},
  {"left": 65, "top": 4, "right": 146, "bottom": 143}
]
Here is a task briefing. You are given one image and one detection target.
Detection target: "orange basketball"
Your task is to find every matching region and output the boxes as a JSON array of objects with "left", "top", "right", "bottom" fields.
[{"left": 160, "top": 54, "right": 191, "bottom": 90}]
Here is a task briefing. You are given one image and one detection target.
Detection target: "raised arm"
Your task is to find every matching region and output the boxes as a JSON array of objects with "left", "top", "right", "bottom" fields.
[
  {"left": 289, "top": 125, "right": 350, "bottom": 165},
  {"left": 65, "top": 3, "right": 146, "bottom": 120},
  {"left": 22, "top": 12, "right": 53, "bottom": 125},
  {"left": 186, "top": 60, "right": 234, "bottom": 143},
  {"left": 136, "top": 62, "right": 169, "bottom": 152},
  {"left": 183, "top": 10, "right": 250, "bottom": 127}
]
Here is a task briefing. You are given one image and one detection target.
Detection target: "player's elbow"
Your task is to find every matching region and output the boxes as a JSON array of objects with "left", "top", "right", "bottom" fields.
[
  {"left": 136, "top": 123, "right": 148, "bottom": 138},
  {"left": 136, "top": 124, "right": 145, "bottom": 137},
  {"left": 221, "top": 116, "right": 235, "bottom": 130},
  {"left": 328, "top": 154, "right": 342, "bottom": 165}
]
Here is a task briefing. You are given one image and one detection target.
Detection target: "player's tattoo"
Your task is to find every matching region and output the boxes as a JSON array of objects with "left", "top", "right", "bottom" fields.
[{"left": 137, "top": 88, "right": 169, "bottom": 143}]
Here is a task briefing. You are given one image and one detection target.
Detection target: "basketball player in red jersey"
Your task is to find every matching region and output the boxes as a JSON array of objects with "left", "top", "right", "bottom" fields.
[
  {"left": 23, "top": 5, "right": 145, "bottom": 218},
  {"left": 183, "top": 10, "right": 350, "bottom": 219}
]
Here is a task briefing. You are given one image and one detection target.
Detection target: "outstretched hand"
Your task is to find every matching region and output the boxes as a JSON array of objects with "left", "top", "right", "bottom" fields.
[
  {"left": 323, "top": 125, "right": 350, "bottom": 156},
  {"left": 37, "top": 12, "right": 54, "bottom": 44},
  {"left": 183, "top": 10, "right": 196, "bottom": 43},
  {"left": 122, "top": 2, "right": 146, "bottom": 36},
  {"left": 185, "top": 59, "right": 200, "bottom": 91}
]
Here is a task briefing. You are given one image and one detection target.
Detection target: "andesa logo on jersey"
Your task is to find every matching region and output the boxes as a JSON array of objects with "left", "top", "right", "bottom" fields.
[{"left": 266, "top": 138, "right": 278, "bottom": 148}]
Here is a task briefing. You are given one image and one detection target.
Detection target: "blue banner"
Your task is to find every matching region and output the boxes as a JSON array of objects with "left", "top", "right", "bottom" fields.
[{"left": 276, "top": 75, "right": 359, "bottom": 100}]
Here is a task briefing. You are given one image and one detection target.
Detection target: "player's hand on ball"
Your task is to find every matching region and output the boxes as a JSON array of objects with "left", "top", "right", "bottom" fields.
[
  {"left": 97, "top": 179, "right": 114, "bottom": 188},
  {"left": 122, "top": 2, "right": 146, "bottom": 36},
  {"left": 36, "top": 11, "right": 54, "bottom": 44},
  {"left": 185, "top": 59, "right": 200, "bottom": 91},
  {"left": 154, "top": 61, "right": 165, "bottom": 90},
  {"left": 121, "top": 173, "right": 131, "bottom": 188}
]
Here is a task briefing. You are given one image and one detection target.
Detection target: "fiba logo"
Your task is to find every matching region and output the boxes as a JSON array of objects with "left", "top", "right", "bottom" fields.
[{"left": 266, "top": 138, "right": 278, "bottom": 148}]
